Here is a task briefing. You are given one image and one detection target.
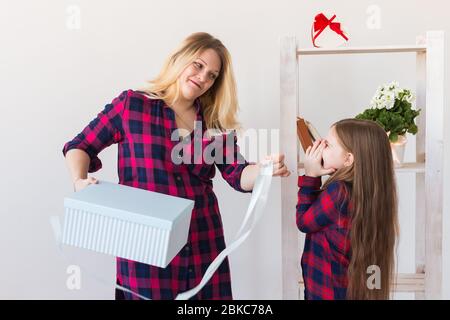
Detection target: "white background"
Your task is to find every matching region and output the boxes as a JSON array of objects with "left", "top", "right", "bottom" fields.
[{"left": 0, "top": 0, "right": 449, "bottom": 299}]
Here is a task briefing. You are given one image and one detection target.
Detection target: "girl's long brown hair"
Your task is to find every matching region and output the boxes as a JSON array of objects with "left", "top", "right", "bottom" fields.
[{"left": 322, "top": 119, "right": 399, "bottom": 299}]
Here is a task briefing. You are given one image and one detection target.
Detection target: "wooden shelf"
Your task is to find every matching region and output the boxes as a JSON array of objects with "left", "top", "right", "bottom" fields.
[
  {"left": 394, "top": 162, "right": 425, "bottom": 173},
  {"left": 297, "top": 162, "right": 425, "bottom": 174},
  {"left": 299, "top": 273, "right": 425, "bottom": 293},
  {"left": 394, "top": 273, "right": 425, "bottom": 293},
  {"left": 281, "top": 31, "right": 445, "bottom": 299},
  {"left": 297, "top": 45, "right": 427, "bottom": 56}
]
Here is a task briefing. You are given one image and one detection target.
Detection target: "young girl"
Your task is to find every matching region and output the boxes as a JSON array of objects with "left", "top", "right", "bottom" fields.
[{"left": 296, "top": 118, "right": 399, "bottom": 300}]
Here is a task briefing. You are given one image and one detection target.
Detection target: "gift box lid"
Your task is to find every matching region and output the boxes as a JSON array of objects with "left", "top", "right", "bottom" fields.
[{"left": 64, "top": 181, "right": 194, "bottom": 229}]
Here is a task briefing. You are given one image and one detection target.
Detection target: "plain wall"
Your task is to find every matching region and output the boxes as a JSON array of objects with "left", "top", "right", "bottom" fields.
[{"left": 0, "top": 0, "right": 449, "bottom": 299}]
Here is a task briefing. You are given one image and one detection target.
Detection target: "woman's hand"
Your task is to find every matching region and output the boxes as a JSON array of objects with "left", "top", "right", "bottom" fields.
[
  {"left": 265, "top": 154, "right": 291, "bottom": 177},
  {"left": 240, "top": 154, "right": 291, "bottom": 191},
  {"left": 73, "top": 176, "right": 98, "bottom": 192},
  {"left": 304, "top": 140, "right": 335, "bottom": 178}
]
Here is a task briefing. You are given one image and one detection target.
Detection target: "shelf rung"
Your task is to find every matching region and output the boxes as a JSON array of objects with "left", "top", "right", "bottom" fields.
[
  {"left": 394, "top": 162, "right": 425, "bottom": 173},
  {"left": 297, "top": 162, "right": 425, "bottom": 174},
  {"left": 392, "top": 273, "right": 425, "bottom": 292},
  {"left": 297, "top": 45, "right": 427, "bottom": 56},
  {"left": 298, "top": 273, "right": 425, "bottom": 293}
]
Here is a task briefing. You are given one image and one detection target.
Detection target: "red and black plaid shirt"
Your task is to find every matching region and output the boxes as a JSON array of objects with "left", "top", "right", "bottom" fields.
[
  {"left": 296, "top": 175, "right": 352, "bottom": 300},
  {"left": 63, "top": 90, "right": 251, "bottom": 300}
]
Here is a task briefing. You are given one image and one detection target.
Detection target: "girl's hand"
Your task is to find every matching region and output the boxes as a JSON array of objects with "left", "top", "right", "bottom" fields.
[
  {"left": 265, "top": 154, "right": 291, "bottom": 177},
  {"left": 73, "top": 176, "right": 98, "bottom": 192},
  {"left": 304, "top": 140, "right": 335, "bottom": 178}
]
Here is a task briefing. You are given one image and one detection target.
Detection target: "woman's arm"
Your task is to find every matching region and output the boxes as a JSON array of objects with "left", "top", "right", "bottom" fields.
[
  {"left": 65, "top": 149, "right": 98, "bottom": 191},
  {"left": 240, "top": 163, "right": 261, "bottom": 191},
  {"left": 240, "top": 154, "right": 290, "bottom": 191},
  {"left": 65, "top": 149, "right": 90, "bottom": 183},
  {"left": 216, "top": 131, "right": 289, "bottom": 192},
  {"left": 62, "top": 90, "right": 128, "bottom": 191}
]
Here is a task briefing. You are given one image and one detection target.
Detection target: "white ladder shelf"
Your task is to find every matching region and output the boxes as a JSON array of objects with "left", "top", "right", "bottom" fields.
[{"left": 280, "top": 31, "right": 444, "bottom": 299}]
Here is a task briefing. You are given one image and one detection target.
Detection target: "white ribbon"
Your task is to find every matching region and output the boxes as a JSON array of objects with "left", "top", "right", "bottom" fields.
[
  {"left": 51, "top": 160, "right": 273, "bottom": 300},
  {"left": 175, "top": 160, "right": 273, "bottom": 300}
]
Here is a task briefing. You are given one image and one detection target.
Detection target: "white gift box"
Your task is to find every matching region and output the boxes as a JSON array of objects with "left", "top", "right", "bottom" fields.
[{"left": 62, "top": 181, "right": 194, "bottom": 268}]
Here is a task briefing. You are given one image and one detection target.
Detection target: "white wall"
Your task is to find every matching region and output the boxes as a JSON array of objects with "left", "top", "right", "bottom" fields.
[{"left": 0, "top": 0, "right": 448, "bottom": 299}]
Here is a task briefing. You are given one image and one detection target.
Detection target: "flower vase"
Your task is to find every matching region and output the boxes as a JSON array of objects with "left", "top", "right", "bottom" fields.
[{"left": 390, "top": 135, "right": 407, "bottom": 167}]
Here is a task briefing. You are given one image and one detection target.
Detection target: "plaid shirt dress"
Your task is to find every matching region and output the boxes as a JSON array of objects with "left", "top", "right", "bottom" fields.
[
  {"left": 296, "top": 175, "right": 352, "bottom": 300},
  {"left": 63, "top": 89, "right": 252, "bottom": 300}
]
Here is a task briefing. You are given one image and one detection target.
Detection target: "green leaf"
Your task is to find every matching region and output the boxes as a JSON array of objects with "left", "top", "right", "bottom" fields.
[
  {"left": 389, "top": 132, "right": 398, "bottom": 142},
  {"left": 355, "top": 86, "right": 421, "bottom": 139}
]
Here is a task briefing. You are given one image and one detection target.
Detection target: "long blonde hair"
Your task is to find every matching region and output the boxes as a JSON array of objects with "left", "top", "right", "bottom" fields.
[
  {"left": 323, "top": 119, "right": 399, "bottom": 300},
  {"left": 141, "top": 32, "right": 240, "bottom": 131}
]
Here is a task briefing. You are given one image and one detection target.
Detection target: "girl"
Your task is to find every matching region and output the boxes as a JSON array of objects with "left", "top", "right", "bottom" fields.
[
  {"left": 296, "top": 118, "right": 399, "bottom": 300},
  {"left": 63, "top": 32, "right": 290, "bottom": 300}
]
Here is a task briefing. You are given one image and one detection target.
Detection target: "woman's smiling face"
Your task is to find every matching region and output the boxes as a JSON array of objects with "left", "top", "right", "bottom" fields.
[{"left": 179, "top": 48, "right": 221, "bottom": 102}]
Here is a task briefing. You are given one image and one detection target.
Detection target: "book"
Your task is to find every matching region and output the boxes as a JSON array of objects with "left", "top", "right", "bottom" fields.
[{"left": 297, "top": 117, "right": 321, "bottom": 153}]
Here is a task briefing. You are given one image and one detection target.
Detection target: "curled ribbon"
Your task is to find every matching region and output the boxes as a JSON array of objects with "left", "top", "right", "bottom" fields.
[{"left": 311, "top": 13, "right": 349, "bottom": 48}]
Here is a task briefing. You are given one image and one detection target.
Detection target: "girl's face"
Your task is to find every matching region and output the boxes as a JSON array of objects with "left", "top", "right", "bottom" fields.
[
  {"left": 322, "top": 126, "right": 354, "bottom": 170},
  {"left": 179, "top": 48, "right": 221, "bottom": 102}
]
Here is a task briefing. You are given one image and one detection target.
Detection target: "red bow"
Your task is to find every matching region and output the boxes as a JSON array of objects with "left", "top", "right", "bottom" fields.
[{"left": 312, "top": 13, "right": 348, "bottom": 48}]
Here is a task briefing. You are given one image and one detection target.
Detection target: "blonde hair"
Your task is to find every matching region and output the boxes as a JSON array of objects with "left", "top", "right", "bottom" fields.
[
  {"left": 323, "top": 119, "right": 399, "bottom": 300},
  {"left": 140, "top": 32, "right": 240, "bottom": 131}
]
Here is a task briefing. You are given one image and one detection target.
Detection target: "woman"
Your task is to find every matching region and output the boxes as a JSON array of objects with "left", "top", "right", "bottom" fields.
[{"left": 63, "top": 32, "right": 290, "bottom": 300}]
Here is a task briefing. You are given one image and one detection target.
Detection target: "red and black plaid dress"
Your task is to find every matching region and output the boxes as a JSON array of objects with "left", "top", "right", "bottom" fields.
[
  {"left": 63, "top": 89, "right": 251, "bottom": 300},
  {"left": 296, "top": 175, "right": 352, "bottom": 300}
]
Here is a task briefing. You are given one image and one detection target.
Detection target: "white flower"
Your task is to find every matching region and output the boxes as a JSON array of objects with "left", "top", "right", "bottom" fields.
[
  {"left": 370, "top": 94, "right": 383, "bottom": 109},
  {"left": 384, "top": 93, "right": 395, "bottom": 109},
  {"left": 388, "top": 81, "right": 399, "bottom": 91},
  {"left": 369, "top": 81, "right": 415, "bottom": 110},
  {"left": 406, "top": 92, "right": 415, "bottom": 104}
]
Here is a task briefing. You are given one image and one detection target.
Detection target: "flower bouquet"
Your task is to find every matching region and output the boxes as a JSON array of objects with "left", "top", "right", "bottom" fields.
[{"left": 356, "top": 81, "right": 421, "bottom": 166}]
